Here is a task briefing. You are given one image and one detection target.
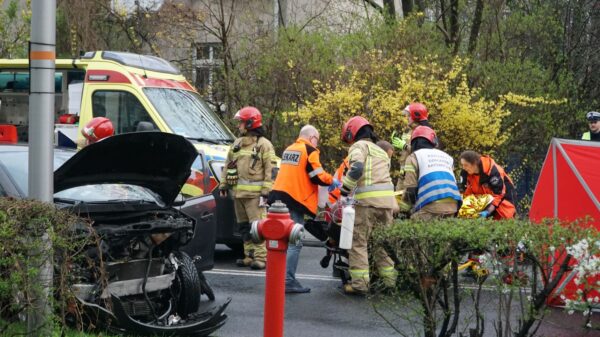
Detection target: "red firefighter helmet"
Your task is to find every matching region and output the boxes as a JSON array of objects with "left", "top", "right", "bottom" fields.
[
  {"left": 341, "top": 116, "right": 371, "bottom": 144},
  {"left": 404, "top": 102, "right": 429, "bottom": 122},
  {"left": 82, "top": 117, "right": 114, "bottom": 144},
  {"left": 234, "top": 106, "right": 263, "bottom": 129},
  {"left": 411, "top": 126, "right": 437, "bottom": 146}
]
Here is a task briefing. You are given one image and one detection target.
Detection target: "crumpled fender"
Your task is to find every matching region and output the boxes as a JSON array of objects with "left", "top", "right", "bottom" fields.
[{"left": 110, "top": 294, "right": 231, "bottom": 336}]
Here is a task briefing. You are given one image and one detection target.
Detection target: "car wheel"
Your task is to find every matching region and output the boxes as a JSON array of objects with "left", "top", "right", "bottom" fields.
[
  {"left": 198, "top": 271, "right": 216, "bottom": 301},
  {"left": 225, "top": 243, "right": 244, "bottom": 255},
  {"left": 172, "top": 251, "right": 201, "bottom": 317}
]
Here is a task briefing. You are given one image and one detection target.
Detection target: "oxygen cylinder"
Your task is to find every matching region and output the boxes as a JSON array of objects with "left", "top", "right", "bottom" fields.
[
  {"left": 339, "top": 204, "right": 355, "bottom": 250},
  {"left": 317, "top": 186, "right": 329, "bottom": 209}
]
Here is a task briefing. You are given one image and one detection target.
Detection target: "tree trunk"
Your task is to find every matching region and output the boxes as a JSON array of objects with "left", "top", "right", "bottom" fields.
[
  {"left": 449, "top": 0, "right": 460, "bottom": 55},
  {"left": 440, "top": 0, "right": 450, "bottom": 46},
  {"left": 468, "top": 0, "right": 484, "bottom": 54},
  {"left": 401, "top": 0, "right": 413, "bottom": 17},
  {"left": 383, "top": 0, "right": 396, "bottom": 23}
]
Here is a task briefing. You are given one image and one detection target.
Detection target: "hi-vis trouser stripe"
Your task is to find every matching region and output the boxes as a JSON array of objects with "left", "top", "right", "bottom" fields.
[
  {"left": 379, "top": 266, "right": 397, "bottom": 278},
  {"left": 350, "top": 269, "right": 370, "bottom": 282},
  {"left": 379, "top": 266, "right": 397, "bottom": 287},
  {"left": 234, "top": 179, "right": 264, "bottom": 192},
  {"left": 354, "top": 183, "right": 395, "bottom": 200},
  {"left": 379, "top": 266, "right": 396, "bottom": 276}
]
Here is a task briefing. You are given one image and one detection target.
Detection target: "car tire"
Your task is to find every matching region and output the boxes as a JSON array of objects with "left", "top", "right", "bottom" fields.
[
  {"left": 198, "top": 271, "right": 216, "bottom": 301},
  {"left": 225, "top": 243, "right": 244, "bottom": 255},
  {"left": 172, "top": 251, "right": 201, "bottom": 317}
]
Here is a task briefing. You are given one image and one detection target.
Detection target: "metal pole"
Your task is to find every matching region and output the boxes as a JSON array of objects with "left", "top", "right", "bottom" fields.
[{"left": 27, "top": 0, "right": 56, "bottom": 335}]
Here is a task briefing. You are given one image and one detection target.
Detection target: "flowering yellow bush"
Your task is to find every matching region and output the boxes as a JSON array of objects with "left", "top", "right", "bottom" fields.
[{"left": 292, "top": 52, "right": 512, "bottom": 164}]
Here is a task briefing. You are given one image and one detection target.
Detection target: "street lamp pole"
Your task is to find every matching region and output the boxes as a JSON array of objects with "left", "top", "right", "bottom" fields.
[{"left": 27, "top": 0, "right": 56, "bottom": 335}]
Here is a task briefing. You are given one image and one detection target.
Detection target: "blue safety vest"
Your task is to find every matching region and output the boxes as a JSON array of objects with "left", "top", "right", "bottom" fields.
[{"left": 413, "top": 149, "right": 461, "bottom": 211}]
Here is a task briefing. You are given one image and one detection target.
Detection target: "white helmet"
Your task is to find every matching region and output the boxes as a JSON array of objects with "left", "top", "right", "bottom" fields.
[{"left": 586, "top": 111, "right": 600, "bottom": 122}]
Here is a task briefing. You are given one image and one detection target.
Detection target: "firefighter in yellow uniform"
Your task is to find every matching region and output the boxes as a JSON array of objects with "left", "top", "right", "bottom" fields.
[
  {"left": 397, "top": 126, "right": 461, "bottom": 220},
  {"left": 391, "top": 103, "right": 434, "bottom": 192},
  {"left": 219, "top": 107, "right": 277, "bottom": 270},
  {"left": 340, "top": 116, "right": 398, "bottom": 295}
]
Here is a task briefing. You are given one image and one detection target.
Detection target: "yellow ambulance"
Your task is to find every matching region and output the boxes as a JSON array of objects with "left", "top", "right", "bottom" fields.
[{"left": 0, "top": 51, "right": 242, "bottom": 250}]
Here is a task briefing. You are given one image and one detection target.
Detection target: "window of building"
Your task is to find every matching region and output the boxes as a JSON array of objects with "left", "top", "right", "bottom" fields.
[{"left": 193, "top": 42, "right": 224, "bottom": 101}]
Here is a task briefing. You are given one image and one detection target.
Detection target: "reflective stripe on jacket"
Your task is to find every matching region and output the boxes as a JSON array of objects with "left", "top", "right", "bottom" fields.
[
  {"left": 413, "top": 149, "right": 461, "bottom": 211},
  {"left": 220, "top": 135, "right": 277, "bottom": 198},
  {"left": 271, "top": 138, "right": 333, "bottom": 215},
  {"left": 583, "top": 132, "right": 591, "bottom": 140},
  {"left": 343, "top": 140, "right": 395, "bottom": 209}
]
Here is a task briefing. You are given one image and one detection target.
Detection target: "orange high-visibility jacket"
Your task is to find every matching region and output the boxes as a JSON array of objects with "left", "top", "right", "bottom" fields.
[
  {"left": 271, "top": 138, "right": 333, "bottom": 216},
  {"left": 464, "top": 156, "right": 516, "bottom": 219}
]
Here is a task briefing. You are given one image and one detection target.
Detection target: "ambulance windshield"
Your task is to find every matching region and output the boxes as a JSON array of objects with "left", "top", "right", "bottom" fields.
[{"left": 144, "top": 88, "right": 233, "bottom": 143}]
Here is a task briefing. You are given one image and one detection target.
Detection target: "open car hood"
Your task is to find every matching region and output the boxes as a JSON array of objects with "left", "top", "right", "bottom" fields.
[{"left": 54, "top": 132, "right": 197, "bottom": 206}]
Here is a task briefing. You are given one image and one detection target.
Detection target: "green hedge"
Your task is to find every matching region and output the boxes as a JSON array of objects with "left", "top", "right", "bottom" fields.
[
  {"left": 0, "top": 198, "right": 92, "bottom": 335},
  {"left": 373, "top": 217, "right": 600, "bottom": 337}
]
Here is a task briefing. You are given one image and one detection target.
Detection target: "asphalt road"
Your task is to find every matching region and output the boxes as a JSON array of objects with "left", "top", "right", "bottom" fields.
[{"left": 204, "top": 243, "right": 599, "bottom": 337}]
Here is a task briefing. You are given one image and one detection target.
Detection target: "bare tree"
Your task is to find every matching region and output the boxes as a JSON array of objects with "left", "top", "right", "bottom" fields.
[
  {"left": 401, "top": 0, "right": 414, "bottom": 17},
  {"left": 468, "top": 0, "right": 485, "bottom": 54}
]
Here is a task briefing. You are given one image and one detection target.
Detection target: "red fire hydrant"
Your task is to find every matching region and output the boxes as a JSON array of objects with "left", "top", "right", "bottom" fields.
[{"left": 251, "top": 200, "right": 303, "bottom": 337}]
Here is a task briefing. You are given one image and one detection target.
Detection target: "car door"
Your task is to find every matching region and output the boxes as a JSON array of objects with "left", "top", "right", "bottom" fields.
[{"left": 179, "top": 150, "right": 217, "bottom": 272}]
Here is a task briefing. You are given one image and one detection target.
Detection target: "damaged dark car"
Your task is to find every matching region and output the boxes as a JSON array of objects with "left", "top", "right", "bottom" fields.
[{"left": 0, "top": 132, "right": 229, "bottom": 335}]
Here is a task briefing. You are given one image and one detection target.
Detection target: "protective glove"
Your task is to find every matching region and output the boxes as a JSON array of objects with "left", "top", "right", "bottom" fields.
[
  {"left": 328, "top": 178, "right": 342, "bottom": 192},
  {"left": 259, "top": 195, "right": 269, "bottom": 207},
  {"left": 226, "top": 168, "right": 238, "bottom": 186},
  {"left": 479, "top": 210, "right": 490, "bottom": 218},
  {"left": 391, "top": 131, "right": 407, "bottom": 150}
]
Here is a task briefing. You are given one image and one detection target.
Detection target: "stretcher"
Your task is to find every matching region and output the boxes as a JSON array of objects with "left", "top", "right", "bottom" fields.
[{"left": 304, "top": 202, "right": 351, "bottom": 285}]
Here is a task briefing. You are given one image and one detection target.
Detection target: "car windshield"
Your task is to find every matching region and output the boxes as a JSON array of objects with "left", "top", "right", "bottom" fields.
[
  {"left": 143, "top": 88, "right": 233, "bottom": 142},
  {"left": 0, "top": 151, "right": 162, "bottom": 204}
]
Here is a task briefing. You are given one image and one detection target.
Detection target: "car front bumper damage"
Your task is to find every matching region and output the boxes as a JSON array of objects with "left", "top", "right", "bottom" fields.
[{"left": 76, "top": 294, "right": 230, "bottom": 336}]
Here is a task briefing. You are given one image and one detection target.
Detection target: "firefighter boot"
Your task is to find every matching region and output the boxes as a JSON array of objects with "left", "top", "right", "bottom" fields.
[
  {"left": 236, "top": 241, "right": 254, "bottom": 267},
  {"left": 250, "top": 260, "right": 266, "bottom": 270},
  {"left": 236, "top": 257, "right": 253, "bottom": 267},
  {"left": 249, "top": 241, "right": 267, "bottom": 270},
  {"left": 341, "top": 283, "right": 367, "bottom": 297}
]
